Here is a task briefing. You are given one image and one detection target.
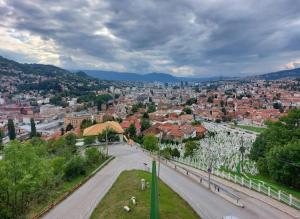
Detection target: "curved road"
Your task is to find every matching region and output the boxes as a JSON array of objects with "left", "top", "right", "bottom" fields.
[{"left": 43, "top": 144, "right": 295, "bottom": 219}]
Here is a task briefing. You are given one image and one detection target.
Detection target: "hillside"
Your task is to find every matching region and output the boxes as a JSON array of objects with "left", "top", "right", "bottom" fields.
[
  {"left": 254, "top": 68, "right": 300, "bottom": 80},
  {"left": 0, "top": 56, "right": 112, "bottom": 94},
  {"left": 0, "top": 56, "right": 71, "bottom": 78},
  {"left": 84, "top": 70, "right": 180, "bottom": 83}
]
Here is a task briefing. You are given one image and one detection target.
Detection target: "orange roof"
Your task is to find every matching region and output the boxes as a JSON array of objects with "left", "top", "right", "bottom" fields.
[
  {"left": 42, "top": 131, "right": 61, "bottom": 141},
  {"left": 83, "top": 121, "right": 124, "bottom": 136},
  {"left": 194, "top": 125, "right": 206, "bottom": 133}
]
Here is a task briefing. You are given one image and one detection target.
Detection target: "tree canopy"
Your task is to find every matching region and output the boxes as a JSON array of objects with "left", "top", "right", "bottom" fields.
[
  {"left": 250, "top": 109, "right": 300, "bottom": 188},
  {"left": 0, "top": 134, "right": 106, "bottom": 218},
  {"left": 143, "top": 134, "right": 159, "bottom": 151},
  {"left": 184, "top": 141, "right": 198, "bottom": 158}
]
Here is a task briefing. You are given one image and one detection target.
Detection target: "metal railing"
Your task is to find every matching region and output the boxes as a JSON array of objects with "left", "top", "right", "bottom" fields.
[{"left": 173, "top": 157, "right": 300, "bottom": 210}]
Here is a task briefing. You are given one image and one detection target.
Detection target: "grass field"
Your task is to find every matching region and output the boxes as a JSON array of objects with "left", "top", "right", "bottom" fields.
[
  {"left": 90, "top": 170, "right": 200, "bottom": 219},
  {"left": 236, "top": 125, "right": 266, "bottom": 133}
]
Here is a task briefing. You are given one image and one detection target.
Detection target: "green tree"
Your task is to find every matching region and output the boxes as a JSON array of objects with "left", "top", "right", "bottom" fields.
[
  {"left": 0, "top": 129, "right": 4, "bottom": 150},
  {"left": 80, "top": 119, "right": 93, "bottom": 130},
  {"left": 131, "top": 104, "right": 139, "bottom": 113},
  {"left": 64, "top": 155, "right": 86, "bottom": 180},
  {"left": 171, "top": 148, "right": 180, "bottom": 158},
  {"left": 95, "top": 94, "right": 113, "bottom": 111},
  {"left": 127, "top": 123, "right": 137, "bottom": 138},
  {"left": 250, "top": 109, "right": 300, "bottom": 188},
  {"left": 147, "top": 103, "right": 156, "bottom": 113},
  {"left": 7, "top": 119, "right": 16, "bottom": 140},
  {"left": 184, "top": 141, "right": 198, "bottom": 158},
  {"left": 220, "top": 100, "right": 225, "bottom": 107},
  {"left": 186, "top": 98, "right": 197, "bottom": 106},
  {"left": 84, "top": 136, "right": 96, "bottom": 145},
  {"left": 98, "top": 128, "right": 119, "bottom": 142},
  {"left": 207, "top": 96, "right": 214, "bottom": 103},
  {"left": 51, "top": 156, "right": 66, "bottom": 182},
  {"left": 183, "top": 107, "right": 192, "bottom": 114},
  {"left": 161, "top": 147, "right": 172, "bottom": 159},
  {"left": 143, "top": 134, "right": 159, "bottom": 151},
  {"left": 0, "top": 141, "right": 53, "bottom": 217},
  {"left": 142, "top": 112, "right": 149, "bottom": 119},
  {"left": 85, "top": 147, "right": 101, "bottom": 166},
  {"left": 141, "top": 118, "right": 151, "bottom": 131},
  {"left": 266, "top": 142, "right": 300, "bottom": 188},
  {"left": 30, "top": 118, "right": 37, "bottom": 138}
]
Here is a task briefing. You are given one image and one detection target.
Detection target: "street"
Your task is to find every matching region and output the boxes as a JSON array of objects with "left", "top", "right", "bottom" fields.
[{"left": 43, "top": 144, "right": 295, "bottom": 219}]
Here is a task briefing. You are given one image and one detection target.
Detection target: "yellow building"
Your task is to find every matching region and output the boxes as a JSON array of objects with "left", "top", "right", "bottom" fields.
[{"left": 83, "top": 121, "right": 124, "bottom": 141}]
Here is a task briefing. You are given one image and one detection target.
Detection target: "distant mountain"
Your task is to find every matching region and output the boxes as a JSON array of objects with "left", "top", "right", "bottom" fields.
[
  {"left": 83, "top": 70, "right": 233, "bottom": 83},
  {"left": 84, "top": 70, "right": 180, "bottom": 83},
  {"left": 254, "top": 68, "right": 300, "bottom": 80}
]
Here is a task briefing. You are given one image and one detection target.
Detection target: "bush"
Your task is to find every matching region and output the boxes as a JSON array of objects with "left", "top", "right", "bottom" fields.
[
  {"left": 161, "top": 147, "right": 172, "bottom": 160},
  {"left": 85, "top": 148, "right": 101, "bottom": 166},
  {"left": 64, "top": 156, "right": 86, "bottom": 180},
  {"left": 84, "top": 136, "right": 96, "bottom": 145},
  {"left": 171, "top": 148, "right": 180, "bottom": 158},
  {"left": 184, "top": 141, "right": 198, "bottom": 158},
  {"left": 183, "top": 107, "right": 192, "bottom": 114},
  {"left": 143, "top": 134, "right": 159, "bottom": 151}
]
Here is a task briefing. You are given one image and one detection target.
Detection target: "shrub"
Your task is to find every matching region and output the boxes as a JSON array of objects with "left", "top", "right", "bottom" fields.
[
  {"left": 143, "top": 134, "right": 159, "bottom": 151},
  {"left": 85, "top": 148, "right": 101, "bottom": 166},
  {"left": 84, "top": 136, "right": 96, "bottom": 145},
  {"left": 64, "top": 156, "right": 86, "bottom": 180}
]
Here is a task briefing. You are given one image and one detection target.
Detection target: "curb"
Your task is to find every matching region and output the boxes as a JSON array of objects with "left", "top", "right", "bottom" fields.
[{"left": 32, "top": 156, "right": 115, "bottom": 219}]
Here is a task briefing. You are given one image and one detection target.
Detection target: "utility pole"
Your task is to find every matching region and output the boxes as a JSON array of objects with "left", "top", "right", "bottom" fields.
[
  {"left": 106, "top": 127, "right": 108, "bottom": 156},
  {"left": 208, "top": 161, "right": 212, "bottom": 190}
]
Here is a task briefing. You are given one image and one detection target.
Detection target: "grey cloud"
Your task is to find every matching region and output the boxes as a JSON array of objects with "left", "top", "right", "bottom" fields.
[{"left": 1, "top": 0, "right": 300, "bottom": 76}]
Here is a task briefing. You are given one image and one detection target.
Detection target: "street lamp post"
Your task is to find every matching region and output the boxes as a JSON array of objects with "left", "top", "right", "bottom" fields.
[
  {"left": 106, "top": 127, "right": 108, "bottom": 157},
  {"left": 208, "top": 163, "right": 212, "bottom": 190}
]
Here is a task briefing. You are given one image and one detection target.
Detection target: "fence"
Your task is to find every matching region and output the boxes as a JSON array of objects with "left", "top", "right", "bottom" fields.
[{"left": 173, "top": 157, "right": 300, "bottom": 210}]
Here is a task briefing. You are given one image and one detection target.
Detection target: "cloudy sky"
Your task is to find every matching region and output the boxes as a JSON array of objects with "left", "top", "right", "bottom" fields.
[{"left": 1, "top": 0, "right": 300, "bottom": 77}]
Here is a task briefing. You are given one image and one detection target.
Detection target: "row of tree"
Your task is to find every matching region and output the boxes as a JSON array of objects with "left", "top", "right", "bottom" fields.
[
  {"left": 1, "top": 118, "right": 39, "bottom": 142},
  {"left": 250, "top": 109, "right": 300, "bottom": 189}
]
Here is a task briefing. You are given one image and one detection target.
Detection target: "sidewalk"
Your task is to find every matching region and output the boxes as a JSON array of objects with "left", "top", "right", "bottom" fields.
[{"left": 174, "top": 161, "right": 300, "bottom": 219}]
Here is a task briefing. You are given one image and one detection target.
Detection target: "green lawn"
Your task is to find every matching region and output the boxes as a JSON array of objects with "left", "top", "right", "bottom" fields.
[
  {"left": 28, "top": 156, "right": 113, "bottom": 218},
  {"left": 90, "top": 170, "right": 200, "bottom": 219},
  {"left": 235, "top": 125, "right": 266, "bottom": 133}
]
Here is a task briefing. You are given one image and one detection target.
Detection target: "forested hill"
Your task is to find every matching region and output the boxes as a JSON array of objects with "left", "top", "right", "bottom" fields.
[
  {"left": 0, "top": 56, "right": 114, "bottom": 94},
  {"left": 0, "top": 55, "right": 81, "bottom": 78}
]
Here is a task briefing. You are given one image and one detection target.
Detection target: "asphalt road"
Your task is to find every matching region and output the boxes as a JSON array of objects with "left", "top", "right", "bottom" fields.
[{"left": 43, "top": 144, "right": 295, "bottom": 219}]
